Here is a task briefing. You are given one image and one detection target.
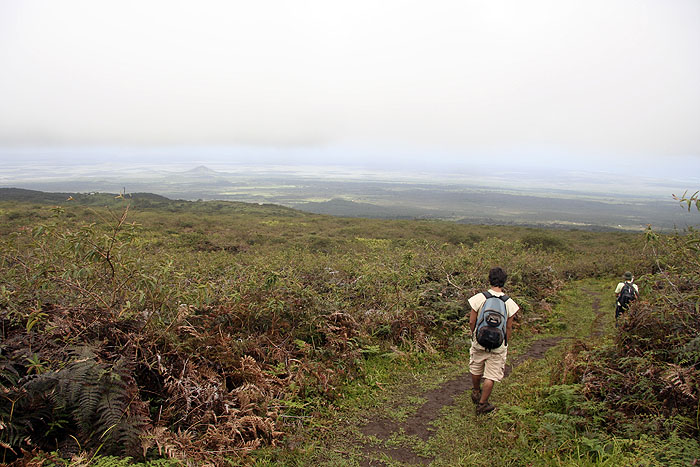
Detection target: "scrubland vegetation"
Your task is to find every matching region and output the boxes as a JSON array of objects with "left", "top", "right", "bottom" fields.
[{"left": 0, "top": 190, "right": 697, "bottom": 465}]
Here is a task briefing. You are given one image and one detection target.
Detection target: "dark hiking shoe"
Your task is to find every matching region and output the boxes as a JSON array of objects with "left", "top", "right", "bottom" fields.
[
  {"left": 476, "top": 402, "right": 496, "bottom": 415},
  {"left": 471, "top": 388, "right": 481, "bottom": 404}
]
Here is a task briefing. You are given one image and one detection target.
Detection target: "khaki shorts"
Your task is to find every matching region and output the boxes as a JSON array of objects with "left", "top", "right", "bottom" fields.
[{"left": 469, "top": 346, "right": 508, "bottom": 382}]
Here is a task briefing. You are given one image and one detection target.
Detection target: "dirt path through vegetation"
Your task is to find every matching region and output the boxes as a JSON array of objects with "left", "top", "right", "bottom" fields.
[
  {"left": 358, "top": 288, "right": 607, "bottom": 466},
  {"left": 588, "top": 290, "right": 605, "bottom": 337},
  {"left": 359, "top": 337, "right": 564, "bottom": 465}
]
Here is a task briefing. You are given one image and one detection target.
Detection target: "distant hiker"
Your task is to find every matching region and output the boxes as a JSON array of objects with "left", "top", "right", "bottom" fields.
[
  {"left": 468, "top": 267, "right": 519, "bottom": 415},
  {"left": 615, "top": 271, "right": 639, "bottom": 322}
]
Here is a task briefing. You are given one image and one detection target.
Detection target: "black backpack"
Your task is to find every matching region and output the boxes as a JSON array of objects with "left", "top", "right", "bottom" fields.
[
  {"left": 475, "top": 292, "right": 509, "bottom": 350},
  {"left": 618, "top": 283, "right": 638, "bottom": 310}
]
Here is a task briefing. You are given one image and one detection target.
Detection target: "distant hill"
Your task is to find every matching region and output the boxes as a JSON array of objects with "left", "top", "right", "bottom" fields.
[
  {"left": 0, "top": 187, "right": 73, "bottom": 203},
  {"left": 0, "top": 187, "right": 172, "bottom": 205},
  {"left": 0, "top": 187, "right": 304, "bottom": 218},
  {"left": 184, "top": 165, "right": 218, "bottom": 176}
]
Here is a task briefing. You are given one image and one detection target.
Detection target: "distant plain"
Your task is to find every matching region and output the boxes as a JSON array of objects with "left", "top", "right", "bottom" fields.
[{"left": 1, "top": 157, "right": 698, "bottom": 231}]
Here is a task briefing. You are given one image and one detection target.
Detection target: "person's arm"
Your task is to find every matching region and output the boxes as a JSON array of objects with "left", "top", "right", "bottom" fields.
[
  {"left": 506, "top": 315, "right": 514, "bottom": 345},
  {"left": 469, "top": 308, "right": 478, "bottom": 334}
]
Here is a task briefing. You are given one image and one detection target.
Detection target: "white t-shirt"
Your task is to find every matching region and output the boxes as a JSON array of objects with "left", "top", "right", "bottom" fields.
[
  {"left": 469, "top": 289, "right": 519, "bottom": 353},
  {"left": 615, "top": 281, "right": 638, "bottom": 294}
]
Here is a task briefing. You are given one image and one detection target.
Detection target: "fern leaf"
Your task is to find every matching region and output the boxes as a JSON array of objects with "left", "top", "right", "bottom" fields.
[
  {"left": 76, "top": 381, "right": 101, "bottom": 432},
  {"left": 662, "top": 364, "right": 697, "bottom": 400}
]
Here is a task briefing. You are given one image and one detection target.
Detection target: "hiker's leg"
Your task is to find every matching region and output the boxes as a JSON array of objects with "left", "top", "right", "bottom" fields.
[
  {"left": 469, "top": 346, "right": 487, "bottom": 392},
  {"left": 480, "top": 351, "right": 507, "bottom": 403},
  {"left": 471, "top": 372, "right": 482, "bottom": 391},
  {"left": 616, "top": 305, "right": 627, "bottom": 326},
  {"left": 479, "top": 378, "right": 494, "bottom": 403}
]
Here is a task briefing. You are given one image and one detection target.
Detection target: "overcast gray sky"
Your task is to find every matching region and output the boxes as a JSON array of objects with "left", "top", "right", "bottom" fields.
[{"left": 1, "top": 0, "right": 699, "bottom": 168}]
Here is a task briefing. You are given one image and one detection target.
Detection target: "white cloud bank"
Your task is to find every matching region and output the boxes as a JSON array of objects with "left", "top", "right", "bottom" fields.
[{"left": 0, "top": 0, "right": 698, "bottom": 160}]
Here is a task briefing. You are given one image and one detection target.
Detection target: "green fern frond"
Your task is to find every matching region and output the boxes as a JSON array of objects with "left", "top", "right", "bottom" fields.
[
  {"left": 14, "top": 346, "right": 151, "bottom": 457},
  {"left": 0, "top": 356, "right": 20, "bottom": 389},
  {"left": 0, "top": 421, "right": 26, "bottom": 448},
  {"left": 96, "top": 394, "right": 126, "bottom": 439},
  {"left": 76, "top": 382, "right": 101, "bottom": 432},
  {"left": 116, "top": 412, "right": 150, "bottom": 458}
]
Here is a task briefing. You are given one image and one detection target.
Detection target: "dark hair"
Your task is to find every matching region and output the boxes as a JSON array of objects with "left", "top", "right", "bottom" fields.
[{"left": 488, "top": 267, "right": 507, "bottom": 287}]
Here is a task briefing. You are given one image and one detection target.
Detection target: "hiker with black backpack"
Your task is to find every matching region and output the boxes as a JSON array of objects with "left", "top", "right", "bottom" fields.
[
  {"left": 615, "top": 271, "right": 639, "bottom": 322},
  {"left": 468, "top": 267, "right": 519, "bottom": 415}
]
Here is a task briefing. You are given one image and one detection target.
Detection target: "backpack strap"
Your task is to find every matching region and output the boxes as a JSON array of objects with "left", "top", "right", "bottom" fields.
[
  {"left": 491, "top": 293, "right": 510, "bottom": 345},
  {"left": 483, "top": 291, "right": 509, "bottom": 303},
  {"left": 478, "top": 292, "right": 491, "bottom": 318},
  {"left": 476, "top": 292, "right": 492, "bottom": 326}
]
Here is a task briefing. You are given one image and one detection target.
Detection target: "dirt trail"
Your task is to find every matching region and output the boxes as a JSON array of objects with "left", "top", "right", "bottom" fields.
[
  {"left": 587, "top": 290, "right": 604, "bottom": 337},
  {"left": 357, "top": 288, "right": 607, "bottom": 466},
  {"left": 358, "top": 337, "right": 563, "bottom": 466}
]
